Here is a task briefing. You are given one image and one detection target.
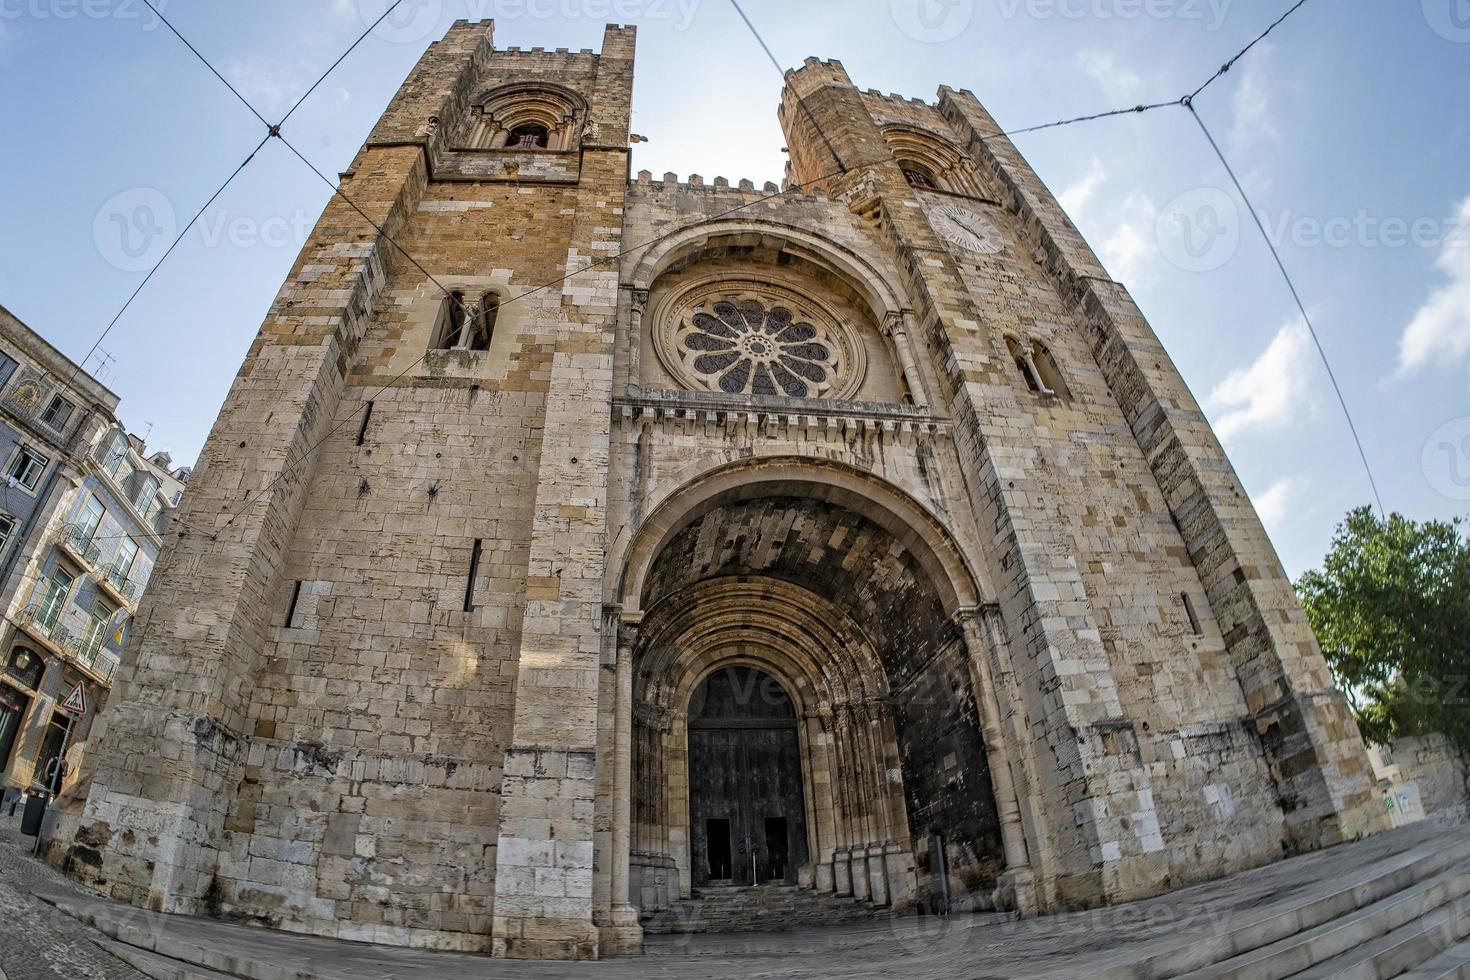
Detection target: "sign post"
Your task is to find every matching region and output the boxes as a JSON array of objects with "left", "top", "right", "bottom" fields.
[{"left": 33, "top": 682, "right": 87, "bottom": 854}]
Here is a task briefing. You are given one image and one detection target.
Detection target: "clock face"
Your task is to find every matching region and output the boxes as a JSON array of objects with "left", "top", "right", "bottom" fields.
[{"left": 928, "top": 205, "right": 1004, "bottom": 255}]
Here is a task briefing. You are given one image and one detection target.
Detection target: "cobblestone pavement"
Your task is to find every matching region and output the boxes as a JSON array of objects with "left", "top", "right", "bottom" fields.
[{"left": 0, "top": 808, "right": 144, "bottom": 980}]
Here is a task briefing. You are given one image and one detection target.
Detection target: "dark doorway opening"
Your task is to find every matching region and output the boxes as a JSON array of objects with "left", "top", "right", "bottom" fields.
[
  {"left": 688, "top": 666, "right": 808, "bottom": 887},
  {"left": 706, "top": 818, "right": 732, "bottom": 881},
  {"left": 764, "top": 816, "right": 789, "bottom": 883}
]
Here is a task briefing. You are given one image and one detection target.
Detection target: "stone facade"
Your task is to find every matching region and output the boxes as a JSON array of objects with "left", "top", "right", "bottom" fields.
[
  {"left": 50, "top": 22, "right": 1387, "bottom": 961},
  {"left": 1370, "top": 736, "right": 1470, "bottom": 828}
]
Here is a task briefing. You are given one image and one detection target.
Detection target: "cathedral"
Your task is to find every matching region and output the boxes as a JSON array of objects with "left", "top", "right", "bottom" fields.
[{"left": 52, "top": 22, "right": 1385, "bottom": 960}]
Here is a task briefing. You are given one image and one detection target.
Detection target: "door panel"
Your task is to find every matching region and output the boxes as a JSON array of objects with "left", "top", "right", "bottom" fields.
[{"left": 688, "top": 667, "right": 808, "bottom": 887}]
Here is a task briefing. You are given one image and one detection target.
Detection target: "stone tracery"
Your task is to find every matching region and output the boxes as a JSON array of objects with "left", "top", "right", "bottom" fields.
[{"left": 656, "top": 280, "right": 865, "bottom": 401}]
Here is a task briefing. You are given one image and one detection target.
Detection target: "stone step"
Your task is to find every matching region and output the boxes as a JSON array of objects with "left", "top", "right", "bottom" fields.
[
  {"left": 93, "top": 935, "right": 240, "bottom": 980},
  {"left": 1402, "top": 935, "right": 1470, "bottom": 980},
  {"left": 1290, "top": 894, "right": 1470, "bottom": 980},
  {"left": 1101, "top": 829, "right": 1470, "bottom": 980},
  {"left": 1174, "top": 865, "right": 1470, "bottom": 980},
  {"left": 641, "top": 884, "right": 895, "bottom": 934}
]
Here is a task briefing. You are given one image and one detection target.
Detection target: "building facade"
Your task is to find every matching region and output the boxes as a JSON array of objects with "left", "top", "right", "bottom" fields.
[
  {"left": 0, "top": 304, "right": 186, "bottom": 800},
  {"left": 54, "top": 22, "right": 1386, "bottom": 961}
]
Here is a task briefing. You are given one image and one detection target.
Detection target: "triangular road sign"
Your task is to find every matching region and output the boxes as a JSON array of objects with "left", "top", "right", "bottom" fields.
[{"left": 59, "top": 682, "right": 87, "bottom": 715}]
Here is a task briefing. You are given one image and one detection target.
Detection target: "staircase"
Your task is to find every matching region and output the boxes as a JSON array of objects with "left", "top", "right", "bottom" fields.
[
  {"left": 1106, "top": 826, "right": 1470, "bottom": 980},
  {"left": 640, "top": 884, "right": 894, "bottom": 936}
]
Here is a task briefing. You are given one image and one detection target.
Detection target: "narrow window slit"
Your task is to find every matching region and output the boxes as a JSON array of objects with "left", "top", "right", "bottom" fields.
[
  {"left": 464, "top": 539, "right": 483, "bottom": 613},
  {"left": 285, "top": 581, "right": 304, "bottom": 629},
  {"left": 356, "top": 401, "right": 375, "bottom": 446},
  {"left": 1183, "top": 593, "right": 1203, "bottom": 635}
]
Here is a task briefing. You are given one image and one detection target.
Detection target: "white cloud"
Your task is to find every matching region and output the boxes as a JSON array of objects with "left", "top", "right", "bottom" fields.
[
  {"left": 1228, "top": 44, "right": 1279, "bottom": 152},
  {"left": 1252, "top": 476, "right": 1304, "bottom": 535},
  {"left": 1097, "top": 191, "right": 1158, "bottom": 286},
  {"left": 1208, "top": 317, "right": 1314, "bottom": 442},
  {"left": 1079, "top": 49, "right": 1142, "bottom": 104},
  {"left": 1059, "top": 157, "right": 1106, "bottom": 216},
  {"left": 220, "top": 58, "right": 318, "bottom": 116},
  {"left": 1397, "top": 194, "right": 1470, "bottom": 375}
]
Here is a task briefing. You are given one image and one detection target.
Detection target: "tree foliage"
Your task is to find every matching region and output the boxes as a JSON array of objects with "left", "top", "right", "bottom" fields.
[{"left": 1296, "top": 506, "right": 1470, "bottom": 751}]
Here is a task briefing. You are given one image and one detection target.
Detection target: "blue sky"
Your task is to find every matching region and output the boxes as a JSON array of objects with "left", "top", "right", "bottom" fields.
[{"left": 0, "top": 0, "right": 1466, "bottom": 578}]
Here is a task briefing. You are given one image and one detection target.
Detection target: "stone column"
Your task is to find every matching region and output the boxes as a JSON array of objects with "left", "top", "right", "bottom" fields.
[
  {"left": 883, "top": 310, "right": 928, "bottom": 409},
  {"left": 624, "top": 288, "right": 648, "bottom": 395},
  {"left": 958, "top": 609, "right": 1037, "bottom": 914},
  {"left": 596, "top": 616, "right": 641, "bottom": 953}
]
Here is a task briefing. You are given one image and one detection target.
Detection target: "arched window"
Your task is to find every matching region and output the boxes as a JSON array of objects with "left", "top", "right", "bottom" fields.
[
  {"left": 901, "top": 163, "right": 938, "bottom": 190},
  {"left": 1005, "top": 336, "right": 1067, "bottom": 398},
  {"left": 430, "top": 291, "right": 467, "bottom": 351},
  {"left": 468, "top": 83, "right": 588, "bottom": 151},
  {"left": 1005, "top": 336, "right": 1040, "bottom": 392},
  {"left": 466, "top": 293, "right": 499, "bottom": 352},
  {"left": 1030, "top": 341, "right": 1069, "bottom": 399},
  {"left": 506, "top": 124, "right": 549, "bottom": 149},
  {"left": 883, "top": 125, "right": 987, "bottom": 197},
  {"left": 6, "top": 646, "right": 44, "bottom": 690}
]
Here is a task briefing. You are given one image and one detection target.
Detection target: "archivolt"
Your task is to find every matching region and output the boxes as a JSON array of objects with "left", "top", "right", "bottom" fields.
[{"left": 612, "top": 455, "right": 988, "bottom": 616}]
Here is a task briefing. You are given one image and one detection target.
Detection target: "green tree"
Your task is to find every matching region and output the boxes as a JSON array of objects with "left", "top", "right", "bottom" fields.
[{"left": 1295, "top": 506, "right": 1470, "bottom": 751}]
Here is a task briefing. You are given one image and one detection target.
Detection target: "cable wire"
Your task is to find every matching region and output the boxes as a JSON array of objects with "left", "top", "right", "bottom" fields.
[
  {"left": 278, "top": 0, "right": 410, "bottom": 129},
  {"left": 68, "top": 136, "right": 269, "bottom": 388},
  {"left": 728, "top": 0, "right": 849, "bottom": 174},
  {"left": 139, "top": 0, "right": 270, "bottom": 129},
  {"left": 1186, "top": 104, "right": 1385, "bottom": 516},
  {"left": 1189, "top": 0, "right": 1312, "bottom": 101}
]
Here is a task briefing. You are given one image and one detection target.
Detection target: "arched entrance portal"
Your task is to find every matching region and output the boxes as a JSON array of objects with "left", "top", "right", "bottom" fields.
[
  {"left": 618, "top": 468, "right": 1031, "bottom": 919},
  {"left": 688, "top": 666, "right": 809, "bottom": 887}
]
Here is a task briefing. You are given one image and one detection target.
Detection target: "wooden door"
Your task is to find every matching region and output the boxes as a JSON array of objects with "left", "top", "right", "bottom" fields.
[{"left": 688, "top": 667, "right": 808, "bottom": 887}]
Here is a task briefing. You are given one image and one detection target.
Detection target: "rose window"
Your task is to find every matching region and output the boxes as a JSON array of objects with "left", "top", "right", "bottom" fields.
[{"left": 658, "top": 283, "right": 863, "bottom": 400}]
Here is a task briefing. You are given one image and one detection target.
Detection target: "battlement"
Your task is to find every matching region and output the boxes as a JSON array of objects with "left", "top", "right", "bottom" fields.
[
  {"left": 631, "top": 169, "right": 836, "bottom": 200},
  {"left": 862, "top": 88, "right": 933, "bottom": 109}
]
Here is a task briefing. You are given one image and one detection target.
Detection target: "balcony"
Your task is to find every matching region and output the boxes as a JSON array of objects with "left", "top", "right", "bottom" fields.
[
  {"left": 99, "top": 563, "right": 138, "bottom": 604},
  {"left": 73, "top": 620, "right": 117, "bottom": 681},
  {"left": 19, "top": 600, "right": 76, "bottom": 653},
  {"left": 17, "top": 602, "right": 117, "bottom": 685},
  {"left": 59, "top": 523, "right": 102, "bottom": 567}
]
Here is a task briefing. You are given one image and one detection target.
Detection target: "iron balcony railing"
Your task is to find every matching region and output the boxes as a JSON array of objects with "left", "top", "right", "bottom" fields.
[
  {"left": 101, "top": 563, "right": 138, "bottom": 602},
  {"left": 60, "top": 523, "right": 102, "bottom": 566},
  {"left": 74, "top": 618, "right": 108, "bottom": 669},
  {"left": 22, "top": 600, "right": 75, "bottom": 649}
]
